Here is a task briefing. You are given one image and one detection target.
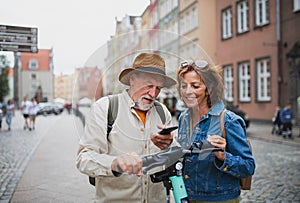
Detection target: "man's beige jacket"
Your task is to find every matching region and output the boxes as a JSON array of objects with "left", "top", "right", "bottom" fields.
[{"left": 76, "top": 90, "right": 177, "bottom": 203}]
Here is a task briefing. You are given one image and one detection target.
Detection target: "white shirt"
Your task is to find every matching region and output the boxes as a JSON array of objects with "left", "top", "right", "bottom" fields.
[
  {"left": 21, "top": 100, "right": 31, "bottom": 114},
  {"left": 29, "top": 101, "right": 38, "bottom": 115}
]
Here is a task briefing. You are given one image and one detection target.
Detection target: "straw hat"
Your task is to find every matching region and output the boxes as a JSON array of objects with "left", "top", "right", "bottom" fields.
[{"left": 118, "top": 53, "right": 176, "bottom": 88}]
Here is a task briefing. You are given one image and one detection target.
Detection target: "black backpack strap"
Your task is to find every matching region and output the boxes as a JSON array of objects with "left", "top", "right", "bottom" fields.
[
  {"left": 107, "top": 95, "right": 119, "bottom": 136},
  {"left": 89, "top": 95, "right": 119, "bottom": 187},
  {"left": 154, "top": 101, "right": 166, "bottom": 125}
]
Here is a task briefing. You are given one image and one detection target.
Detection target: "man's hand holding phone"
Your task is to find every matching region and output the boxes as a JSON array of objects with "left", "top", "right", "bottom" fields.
[{"left": 150, "top": 125, "right": 178, "bottom": 150}]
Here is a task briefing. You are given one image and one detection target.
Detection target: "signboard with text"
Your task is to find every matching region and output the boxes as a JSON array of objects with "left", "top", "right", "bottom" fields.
[{"left": 0, "top": 24, "right": 38, "bottom": 53}]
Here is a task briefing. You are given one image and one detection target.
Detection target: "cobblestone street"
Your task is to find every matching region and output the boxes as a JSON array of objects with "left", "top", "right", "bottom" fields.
[
  {"left": 0, "top": 112, "right": 61, "bottom": 201},
  {"left": 240, "top": 139, "right": 300, "bottom": 202},
  {"left": 0, "top": 110, "right": 300, "bottom": 202}
]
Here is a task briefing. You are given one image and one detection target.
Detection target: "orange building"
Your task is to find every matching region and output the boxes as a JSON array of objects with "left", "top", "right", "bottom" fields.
[{"left": 74, "top": 67, "right": 103, "bottom": 101}]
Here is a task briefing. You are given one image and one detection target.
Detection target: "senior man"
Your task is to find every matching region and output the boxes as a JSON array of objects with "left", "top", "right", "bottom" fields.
[{"left": 76, "top": 52, "right": 177, "bottom": 203}]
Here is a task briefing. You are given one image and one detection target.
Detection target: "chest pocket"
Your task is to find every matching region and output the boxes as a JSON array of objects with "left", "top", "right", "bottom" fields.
[{"left": 207, "top": 115, "right": 222, "bottom": 137}]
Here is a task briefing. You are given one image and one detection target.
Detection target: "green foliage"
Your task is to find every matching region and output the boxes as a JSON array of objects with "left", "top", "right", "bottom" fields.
[{"left": 0, "top": 55, "right": 10, "bottom": 101}]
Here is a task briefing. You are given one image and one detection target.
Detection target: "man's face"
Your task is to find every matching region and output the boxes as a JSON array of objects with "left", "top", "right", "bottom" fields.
[{"left": 129, "top": 73, "right": 164, "bottom": 111}]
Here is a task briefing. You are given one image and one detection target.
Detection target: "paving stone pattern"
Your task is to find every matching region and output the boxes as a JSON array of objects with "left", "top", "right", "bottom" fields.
[
  {"left": 240, "top": 139, "right": 300, "bottom": 202},
  {"left": 0, "top": 112, "right": 59, "bottom": 202}
]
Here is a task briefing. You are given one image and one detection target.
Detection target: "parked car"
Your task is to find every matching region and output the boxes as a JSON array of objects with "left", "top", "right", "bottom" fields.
[
  {"left": 37, "top": 103, "right": 64, "bottom": 116},
  {"left": 226, "top": 104, "right": 250, "bottom": 128}
]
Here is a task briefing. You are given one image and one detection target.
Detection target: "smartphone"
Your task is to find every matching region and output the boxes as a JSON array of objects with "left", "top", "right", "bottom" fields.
[{"left": 158, "top": 126, "right": 178, "bottom": 135}]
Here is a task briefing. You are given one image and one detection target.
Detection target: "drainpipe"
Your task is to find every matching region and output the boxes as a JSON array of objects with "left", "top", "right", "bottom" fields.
[{"left": 276, "top": 0, "right": 282, "bottom": 107}]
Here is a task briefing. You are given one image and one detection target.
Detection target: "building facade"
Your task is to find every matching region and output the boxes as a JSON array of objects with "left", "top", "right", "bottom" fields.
[
  {"left": 280, "top": 0, "right": 300, "bottom": 124},
  {"left": 179, "top": 0, "right": 217, "bottom": 63},
  {"left": 103, "top": 0, "right": 300, "bottom": 122},
  {"left": 105, "top": 15, "right": 142, "bottom": 95},
  {"left": 18, "top": 49, "right": 54, "bottom": 104},
  {"left": 74, "top": 67, "right": 103, "bottom": 101},
  {"left": 216, "top": 0, "right": 300, "bottom": 122},
  {"left": 54, "top": 73, "right": 74, "bottom": 103}
]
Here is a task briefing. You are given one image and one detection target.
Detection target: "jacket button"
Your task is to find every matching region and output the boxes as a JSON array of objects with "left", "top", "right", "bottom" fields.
[
  {"left": 184, "top": 175, "right": 189, "bottom": 179},
  {"left": 223, "top": 167, "right": 228, "bottom": 171}
]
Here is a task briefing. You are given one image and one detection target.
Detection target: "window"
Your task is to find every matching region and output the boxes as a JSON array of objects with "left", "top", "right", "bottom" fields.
[
  {"left": 223, "top": 65, "right": 234, "bottom": 102},
  {"left": 31, "top": 84, "right": 37, "bottom": 93},
  {"left": 294, "top": 0, "right": 300, "bottom": 12},
  {"left": 238, "top": 62, "right": 251, "bottom": 102},
  {"left": 237, "top": 0, "right": 249, "bottom": 33},
  {"left": 222, "top": 7, "right": 232, "bottom": 39},
  {"left": 180, "top": 5, "right": 198, "bottom": 35},
  {"left": 180, "top": 16, "right": 185, "bottom": 35},
  {"left": 28, "top": 59, "right": 39, "bottom": 70},
  {"left": 256, "top": 58, "right": 271, "bottom": 101},
  {"left": 31, "top": 73, "right": 36, "bottom": 80},
  {"left": 192, "top": 7, "right": 198, "bottom": 29},
  {"left": 255, "top": 0, "right": 269, "bottom": 26}
]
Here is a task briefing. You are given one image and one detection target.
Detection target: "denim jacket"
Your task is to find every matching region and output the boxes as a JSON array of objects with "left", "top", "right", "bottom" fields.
[{"left": 177, "top": 101, "right": 255, "bottom": 201}]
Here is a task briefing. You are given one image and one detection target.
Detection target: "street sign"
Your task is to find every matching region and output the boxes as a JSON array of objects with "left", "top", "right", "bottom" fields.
[{"left": 0, "top": 24, "right": 38, "bottom": 53}]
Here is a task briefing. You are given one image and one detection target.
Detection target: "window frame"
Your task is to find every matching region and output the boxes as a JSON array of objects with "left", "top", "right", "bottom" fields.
[
  {"left": 255, "top": 57, "right": 271, "bottom": 102},
  {"left": 294, "top": 0, "right": 300, "bottom": 12},
  {"left": 223, "top": 64, "right": 234, "bottom": 102},
  {"left": 254, "top": 0, "right": 270, "bottom": 27},
  {"left": 236, "top": 0, "right": 249, "bottom": 34},
  {"left": 31, "top": 73, "right": 36, "bottom": 81},
  {"left": 221, "top": 6, "right": 233, "bottom": 40},
  {"left": 238, "top": 61, "right": 251, "bottom": 102},
  {"left": 28, "top": 59, "right": 39, "bottom": 70}
]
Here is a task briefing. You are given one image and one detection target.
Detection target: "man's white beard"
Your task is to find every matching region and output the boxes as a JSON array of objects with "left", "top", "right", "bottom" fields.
[{"left": 134, "top": 96, "right": 154, "bottom": 111}]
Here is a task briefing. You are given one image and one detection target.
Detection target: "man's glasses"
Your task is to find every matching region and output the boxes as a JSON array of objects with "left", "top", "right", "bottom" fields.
[{"left": 180, "top": 60, "right": 208, "bottom": 69}]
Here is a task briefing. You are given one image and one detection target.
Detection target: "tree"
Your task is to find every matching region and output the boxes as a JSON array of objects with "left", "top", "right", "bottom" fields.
[{"left": 0, "top": 55, "right": 10, "bottom": 101}]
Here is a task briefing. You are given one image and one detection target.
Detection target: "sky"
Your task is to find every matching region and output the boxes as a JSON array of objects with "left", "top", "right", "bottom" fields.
[{"left": 0, "top": 0, "right": 149, "bottom": 75}]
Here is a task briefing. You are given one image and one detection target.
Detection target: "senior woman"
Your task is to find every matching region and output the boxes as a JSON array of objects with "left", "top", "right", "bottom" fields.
[{"left": 176, "top": 60, "right": 255, "bottom": 203}]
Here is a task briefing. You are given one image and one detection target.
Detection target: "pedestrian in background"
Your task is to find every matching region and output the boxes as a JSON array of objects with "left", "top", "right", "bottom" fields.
[
  {"left": 65, "top": 103, "right": 72, "bottom": 114},
  {"left": 21, "top": 96, "right": 30, "bottom": 130},
  {"left": 28, "top": 97, "right": 38, "bottom": 131},
  {"left": 271, "top": 106, "right": 282, "bottom": 135},
  {"left": 176, "top": 59, "right": 255, "bottom": 202},
  {"left": 0, "top": 100, "right": 3, "bottom": 130},
  {"left": 280, "top": 103, "right": 293, "bottom": 139},
  {"left": 76, "top": 52, "right": 177, "bottom": 203},
  {"left": 6, "top": 99, "right": 15, "bottom": 131}
]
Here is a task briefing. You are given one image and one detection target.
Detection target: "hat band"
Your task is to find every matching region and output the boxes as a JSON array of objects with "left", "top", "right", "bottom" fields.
[{"left": 136, "top": 66, "right": 166, "bottom": 75}]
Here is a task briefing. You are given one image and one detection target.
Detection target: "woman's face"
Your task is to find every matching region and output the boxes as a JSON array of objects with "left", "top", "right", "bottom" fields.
[{"left": 180, "top": 70, "right": 208, "bottom": 108}]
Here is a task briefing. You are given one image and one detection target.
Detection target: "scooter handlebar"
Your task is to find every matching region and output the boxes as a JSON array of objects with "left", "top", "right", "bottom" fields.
[{"left": 142, "top": 140, "right": 224, "bottom": 174}]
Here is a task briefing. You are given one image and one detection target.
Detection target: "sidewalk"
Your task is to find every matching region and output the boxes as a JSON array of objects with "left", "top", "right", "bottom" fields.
[
  {"left": 9, "top": 113, "right": 95, "bottom": 203},
  {"left": 246, "top": 121, "right": 300, "bottom": 148}
]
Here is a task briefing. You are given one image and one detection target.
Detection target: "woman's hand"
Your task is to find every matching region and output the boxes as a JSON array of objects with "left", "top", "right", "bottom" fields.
[
  {"left": 151, "top": 125, "right": 174, "bottom": 150},
  {"left": 207, "top": 135, "right": 226, "bottom": 161}
]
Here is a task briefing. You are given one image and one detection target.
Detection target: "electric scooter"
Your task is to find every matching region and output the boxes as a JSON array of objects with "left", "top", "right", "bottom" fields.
[{"left": 141, "top": 141, "right": 223, "bottom": 203}]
